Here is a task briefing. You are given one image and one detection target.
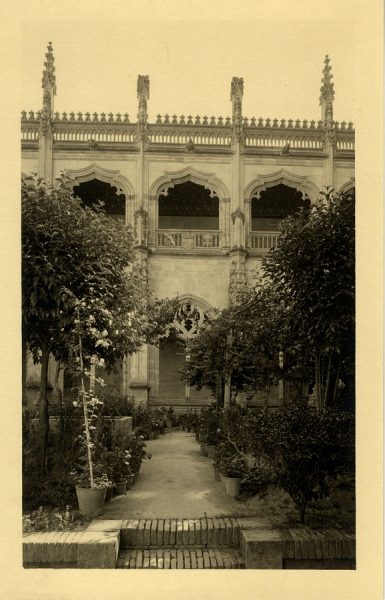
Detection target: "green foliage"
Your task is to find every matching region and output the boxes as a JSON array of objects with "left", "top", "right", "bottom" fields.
[
  {"left": 125, "top": 433, "right": 151, "bottom": 475},
  {"left": 197, "top": 405, "right": 220, "bottom": 445},
  {"left": 22, "top": 173, "right": 178, "bottom": 473},
  {"left": 98, "top": 388, "right": 135, "bottom": 416},
  {"left": 262, "top": 189, "right": 355, "bottom": 407},
  {"left": 260, "top": 403, "right": 354, "bottom": 522},
  {"left": 23, "top": 506, "right": 88, "bottom": 533}
]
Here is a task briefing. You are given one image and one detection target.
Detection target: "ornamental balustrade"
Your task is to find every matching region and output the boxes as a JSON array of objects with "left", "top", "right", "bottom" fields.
[
  {"left": 21, "top": 110, "right": 354, "bottom": 153},
  {"left": 156, "top": 229, "right": 221, "bottom": 249},
  {"left": 248, "top": 231, "right": 280, "bottom": 251}
]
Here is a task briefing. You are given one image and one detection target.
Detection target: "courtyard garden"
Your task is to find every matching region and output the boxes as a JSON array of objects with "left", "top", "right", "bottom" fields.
[{"left": 22, "top": 173, "right": 355, "bottom": 557}]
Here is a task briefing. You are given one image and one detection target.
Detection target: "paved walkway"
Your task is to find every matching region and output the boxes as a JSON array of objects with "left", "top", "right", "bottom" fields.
[{"left": 99, "top": 431, "right": 251, "bottom": 519}]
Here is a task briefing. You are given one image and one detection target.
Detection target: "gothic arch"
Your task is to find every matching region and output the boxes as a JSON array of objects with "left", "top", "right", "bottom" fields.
[
  {"left": 62, "top": 163, "right": 135, "bottom": 225},
  {"left": 338, "top": 178, "right": 355, "bottom": 195},
  {"left": 244, "top": 169, "right": 320, "bottom": 204},
  {"left": 148, "top": 166, "right": 230, "bottom": 200},
  {"left": 176, "top": 294, "right": 215, "bottom": 316},
  {"left": 63, "top": 163, "right": 135, "bottom": 199}
]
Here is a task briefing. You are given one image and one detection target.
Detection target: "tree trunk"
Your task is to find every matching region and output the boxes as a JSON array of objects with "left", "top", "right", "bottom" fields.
[
  {"left": 325, "top": 353, "right": 341, "bottom": 407},
  {"left": 314, "top": 354, "right": 322, "bottom": 409},
  {"left": 53, "top": 361, "right": 63, "bottom": 408},
  {"left": 299, "top": 503, "right": 306, "bottom": 524},
  {"left": 38, "top": 343, "right": 50, "bottom": 475}
]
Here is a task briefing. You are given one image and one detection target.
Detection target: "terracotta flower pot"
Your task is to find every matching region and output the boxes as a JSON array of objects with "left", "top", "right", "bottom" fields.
[
  {"left": 115, "top": 480, "right": 127, "bottom": 495},
  {"left": 126, "top": 474, "right": 135, "bottom": 490},
  {"left": 205, "top": 445, "right": 216, "bottom": 458},
  {"left": 221, "top": 476, "right": 241, "bottom": 498},
  {"left": 75, "top": 486, "right": 106, "bottom": 517},
  {"left": 104, "top": 485, "right": 114, "bottom": 503}
]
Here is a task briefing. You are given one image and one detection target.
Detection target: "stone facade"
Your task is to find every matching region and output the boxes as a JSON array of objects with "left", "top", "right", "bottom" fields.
[{"left": 22, "top": 45, "right": 355, "bottom": 410}]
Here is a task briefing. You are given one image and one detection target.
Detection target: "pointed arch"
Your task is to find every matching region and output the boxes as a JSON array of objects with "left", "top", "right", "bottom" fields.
[
  {"left": 176, "top": 293, "right": 215, "bottom": 316},
  {"left": 148, "top": 166, "right": 230, "bottom": 201},
  {"left": 244, "top": 169, "right": 320, "bottom": 204},
  {"left": 63, "top": 163, "right": 135, "bottom": 199},
  {"left": 338, "top": 177, "right": 355, "bottom": 195}
]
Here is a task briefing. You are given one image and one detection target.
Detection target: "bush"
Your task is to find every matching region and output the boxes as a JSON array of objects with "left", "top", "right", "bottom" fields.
[
  {"left": 99, "top": 388, "right": 135, "bottom": 417},
  {"left": 197, "top": 405, "right": 220, "bottom": 445},
  {"left": 261, "top": 402, "right": 354, "bottom": 522}
]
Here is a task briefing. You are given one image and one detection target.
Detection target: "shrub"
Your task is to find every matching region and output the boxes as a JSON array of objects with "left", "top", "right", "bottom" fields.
[{"left": 261, "top": 402, "right": 354, "bottom": 522}]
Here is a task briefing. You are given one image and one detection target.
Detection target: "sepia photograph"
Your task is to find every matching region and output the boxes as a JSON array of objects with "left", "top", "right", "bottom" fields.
[{"left": 11, "top": 0, "right": 382, "bottom": 596}]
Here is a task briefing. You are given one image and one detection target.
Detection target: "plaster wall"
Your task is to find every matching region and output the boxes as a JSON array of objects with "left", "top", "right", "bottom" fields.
[{"left": 148, "top": 254, "right": 229, "bottom": 309}]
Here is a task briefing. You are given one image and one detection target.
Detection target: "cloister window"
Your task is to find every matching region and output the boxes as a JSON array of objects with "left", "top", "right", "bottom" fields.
[
  {"left": 158, "top": 181, "right": 219, "bottom": 230},
  {"left": 73, "top": 178, "right": 125, "bottom": 220},
  {"left": 251, "top": 183, "right": 310, "bottom": 231}
]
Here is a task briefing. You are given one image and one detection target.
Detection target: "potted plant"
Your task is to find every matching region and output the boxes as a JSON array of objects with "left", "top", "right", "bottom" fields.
[
  {"left": 219, "top": 454, "right": 245, "bottom": 498},
  {"left": 106, "top": 447, "right": 132, "bottom": 495}
]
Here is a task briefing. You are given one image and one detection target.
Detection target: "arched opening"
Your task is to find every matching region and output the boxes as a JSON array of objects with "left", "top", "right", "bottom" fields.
[
  {"left": 251, "top": 183, "right": 310, "bottom": 231},
  {"left": 73, "top": 178, "right": 126, "bottom": 220},
  {"left": 158, "top": 181, "right": 219, "bottom": 230}
]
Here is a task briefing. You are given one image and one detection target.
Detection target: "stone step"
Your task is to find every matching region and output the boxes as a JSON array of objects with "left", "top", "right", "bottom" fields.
[
  {"left": 120, "top": 517, "right": 240, "bottom": 548},
  {"left": 117, "top": 547, "right": 244, "bottom": 569}
]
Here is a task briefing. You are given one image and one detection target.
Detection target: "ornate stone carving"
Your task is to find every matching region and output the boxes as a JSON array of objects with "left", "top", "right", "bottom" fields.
[
  {"left": 231, "top": 208, "right": 245, "bottom": 224},
  {"left": 41, "top": 42, "right": 56, "bottom": 92},
  {"left": 228, "top": 255, "right": 247, "bottom": 305},
  {"left": 134, "top": 206, "right": 148, "bottom": 246},
  {"left": 230, "top": 76, "right": 244, "bottom": 142},
  {"left": 137, "top": 74, "right": 150, "bottom": 141},
  {"left": 172, "top": 302, "right": 208, "bottom": 340},
  {"left": 39, "top": 42, "right": 56, "bottom": 137}
]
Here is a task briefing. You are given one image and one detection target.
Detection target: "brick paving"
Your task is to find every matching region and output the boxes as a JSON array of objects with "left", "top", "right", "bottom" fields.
[
  {"left": 120, "top": 517, "right": 240, "bottom": 548},
  {"left": 117, "top": 547, "right": 243, "bottom": 569}
]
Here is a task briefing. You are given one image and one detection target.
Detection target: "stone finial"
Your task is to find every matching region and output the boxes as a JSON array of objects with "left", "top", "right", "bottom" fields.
[
  {"left": 137, "top": 74, "right": 150, "bottom": 100},
  {"left": 320, "top": 55, "right": 335, "bottom": 126},
  {"left": 230, "top": 77, "right": 244, "bottom": 101},
  {"left": 137, "top": 75, "right": 149, "bottom": 140},
  {"left": 41, "top": 42, "right": 56, "bottom": 93},
  {"left": 230, "top": 76, "right": 244, "bottom": 142},
  {"left": 319, "top": 55, "right": 335, "bottom": 103},
  {"left": 40, "top": 42, "right": 56, "bottom": 136}
]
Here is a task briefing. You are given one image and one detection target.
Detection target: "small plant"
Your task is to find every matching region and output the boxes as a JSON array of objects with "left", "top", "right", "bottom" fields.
[
  {"left": 104, "top": 447, "right": 132, "bottom": 483},
  {"left": 218, "top": 453, "right": 246, "bottom": 478},
  {"left": 23, "top": 506, "right": 89, "bottom": 533}
]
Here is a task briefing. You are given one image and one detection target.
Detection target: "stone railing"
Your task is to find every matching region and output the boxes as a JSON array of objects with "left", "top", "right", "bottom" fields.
[
  {"left": 21, "top": 111, "right": 355, "bottom": 152},
  {"left": 248, "top": 231, "right": 280, "bottom": 251},
  {"left": 156, "top": 229, "right": 221, "bottom": 249}
]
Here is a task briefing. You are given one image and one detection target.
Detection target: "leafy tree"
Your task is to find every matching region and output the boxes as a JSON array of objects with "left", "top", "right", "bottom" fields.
[
  {"left": 22, "top": 173, "right": 176, "bottom": 473},
  {"left": 181, "top": 287, "right": 284, "bottom": 408},
  {"left": 262, "top": 189, "right": 355, "bottom": 408}
]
